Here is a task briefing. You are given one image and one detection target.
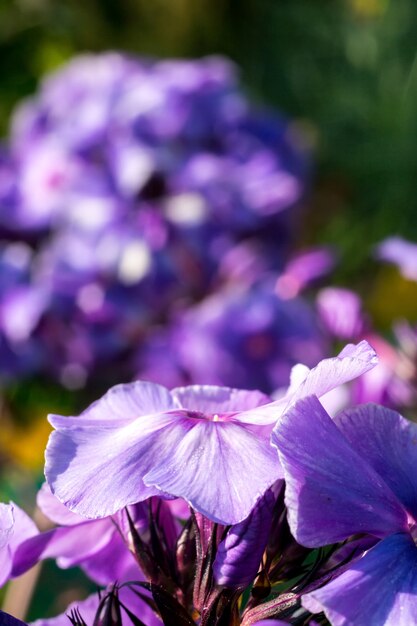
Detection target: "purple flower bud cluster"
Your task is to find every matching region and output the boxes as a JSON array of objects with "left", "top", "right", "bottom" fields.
[
  {"left": 0, "top": 52, "right": 316, "bottom": 391},
  {"left": 5, "top": 340, "right": 411, "bottom": 626}
]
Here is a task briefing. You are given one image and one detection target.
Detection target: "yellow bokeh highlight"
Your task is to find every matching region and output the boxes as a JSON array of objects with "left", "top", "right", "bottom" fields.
[
  {"left": 367, "top": 267, "right": 417, "bottom": 329},
  {"left": 350, "top": 0, "right": 388, "bottom": 18},
  {"left": 0, "top": 411, "right": 52, "bottom": 472}
]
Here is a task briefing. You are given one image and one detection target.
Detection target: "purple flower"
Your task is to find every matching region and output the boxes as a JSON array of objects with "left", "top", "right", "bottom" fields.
[
  {"left": 45, "top": 341, "right": 377, "bottom": 525},
  {"left": 0, "top": 52, "right": 310, "bottom": 386},
  {"left": 272, "top": 395, "right": 417, "bottom": 625},
  {"left": 45, "top": 383, "right": 281, "bottom": 524},
  {"left": 376, "top": 237, "right": 417, "bottom": 281},
  {"left": 316, "top": 287, "right": 365, "bottom": 340},
  {"left": 275, "top": 247, "right": 335, "bottom": 299},
  {"left": 0, "top": 502, "right": 38, "bottom": 586},
  {"left": 0, "top": 611, "right": 27, "bottom": 626},
  {"left": 8, "top": 487, "right": 166, "bottom": 625},
  {"left": 172, "top": 285, "right": 325, "bottom": 393}
]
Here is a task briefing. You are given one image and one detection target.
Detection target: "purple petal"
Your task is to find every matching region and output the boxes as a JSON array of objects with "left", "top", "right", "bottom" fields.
[
  {"left": 80, "top": 529, "right": 137, "bottom": 586},
  {"left": 172, "top": 385, "right": 270, "bottom": 414},
  {"left": 271, "top": 395, "right": 407, "bottom": 546},
  {"left": 214, "top": 488, "right": 276, "bottom": 587},
  {"left": 8, "top": 503, "right": 39, "bottom": 551},
  {"left": 291, "top": 340, "right": 377, "bottom": 401},
  {"left": 75, "top": 380, "right": 177, "bottom": 421},
  {"left": 143, "top": 417, "right": 282, "bottom": 524},
  {"left": 238, "top": 340, "right": 378, "bottom": 425},
  {"left": 45, "top": 411, "right": 179, "bottom": 518},
  {"left": 12, "top": 518, "right": 114, "bottom": 576},
  {"left": 335, "top": 404, "right": 417, "bottom": 521},
  {"left": 376, "top": 237, "right": 417, "bottom": 281},
  {"left": 30, "top": 593, "right": 99, "bottom": 626},
  {"left": 45, "top": 381, "right": 185, "bottom": 517},
  {"left": 37, "top": 483, "right": 84, "bottom": 526},
  {"left": 0, "top": 503, "right": 38, "bottom": 586},
  {"left": 276, "top": 247, "right": 335, "bottom": 298},
  {"left": 303, "top": 533, "right": 417, "bottom": 626}
]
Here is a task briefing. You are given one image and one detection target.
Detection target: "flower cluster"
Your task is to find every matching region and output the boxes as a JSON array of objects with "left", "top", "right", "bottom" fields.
[
  {"left": 4, "top": 340, "right": 413, "bottom": 626},
  {"left": 0, "top": 53, "right": 315, "bottom": 392}
]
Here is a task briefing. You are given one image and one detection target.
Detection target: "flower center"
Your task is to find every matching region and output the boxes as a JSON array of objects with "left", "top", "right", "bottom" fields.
[
  {"left": 185, "top": 410, "right": 207, "bottom": 421},
  {"left": 184, "top": 410, "right": 225, "bottom": 422}
]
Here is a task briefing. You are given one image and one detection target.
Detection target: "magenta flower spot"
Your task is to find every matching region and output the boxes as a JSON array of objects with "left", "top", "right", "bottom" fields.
[
  {"left": 316, "top": 287, "right": 365, "bottom": 340},
  {"left": 377, "top": 237, "right": 417, "bottom": 281}
]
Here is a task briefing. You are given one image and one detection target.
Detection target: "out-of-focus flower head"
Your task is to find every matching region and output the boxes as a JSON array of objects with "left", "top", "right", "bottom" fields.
[
  {"left": 0, "top": 52, "right": 310, "bottom": 389},
  {"left": 376, "top": 237, "right": 417, "bottom": 282},
  {"left": 169, "top": 284, "right": 325, "bottom": 394}
]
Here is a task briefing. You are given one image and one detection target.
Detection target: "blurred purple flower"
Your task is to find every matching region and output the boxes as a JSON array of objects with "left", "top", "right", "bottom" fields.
[
  {"left": 171, "top": 285, "right": 325, "bottom": 394},
  {"left": 0, "top": 52, "right": 310, "bottom": 387},
  {"left": 316, "top": 287, "right": 365, "bottom": 340},
  {"left": 45, "top": 341, "right": 376, "bottom": 525},
  {"left": 376, "top": 237, "right": 417, "bottom": 281},
  {"left": 275, "top": 247, "right": 335, "bottom": 299}
]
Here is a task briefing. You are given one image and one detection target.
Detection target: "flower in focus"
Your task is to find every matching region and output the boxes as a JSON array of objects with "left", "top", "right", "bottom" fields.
[
  {"left": 45, "top": 341, "right": 377, "bottom": 524},
  {"left": 377, "top": 237, "right": 417, "bottom": 281},
  {"left": 272, "top": 394, "right": 417, "bottom": 625}
]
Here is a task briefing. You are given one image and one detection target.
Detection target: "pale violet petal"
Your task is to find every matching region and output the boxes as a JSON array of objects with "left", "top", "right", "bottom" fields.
[
  {"left": 172, "top": 385, "right": 270, "bottom": 414},
  {"left": 237, "top": 341, "right": 378, "bottom": 425},
  {"left": 45, "top": 411, "right": 179, "bottom": 518},
  {"left": 335, "top": 404, "right": 417, "bottom": 520},
  {"left": 77, "top": 380, "right": 177, "bottom": 421},
  {"left": 303, "top": 533, "right": 417, "bottom": 626},
  {"left": 143, "top": 417, "right": 282, "bottom": 524},
  {"left": 271, "top": 395, "right": 407, "bottom": 546},
  {"left": 37, "top": 483, "right": 84, "bottom": 526}
]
